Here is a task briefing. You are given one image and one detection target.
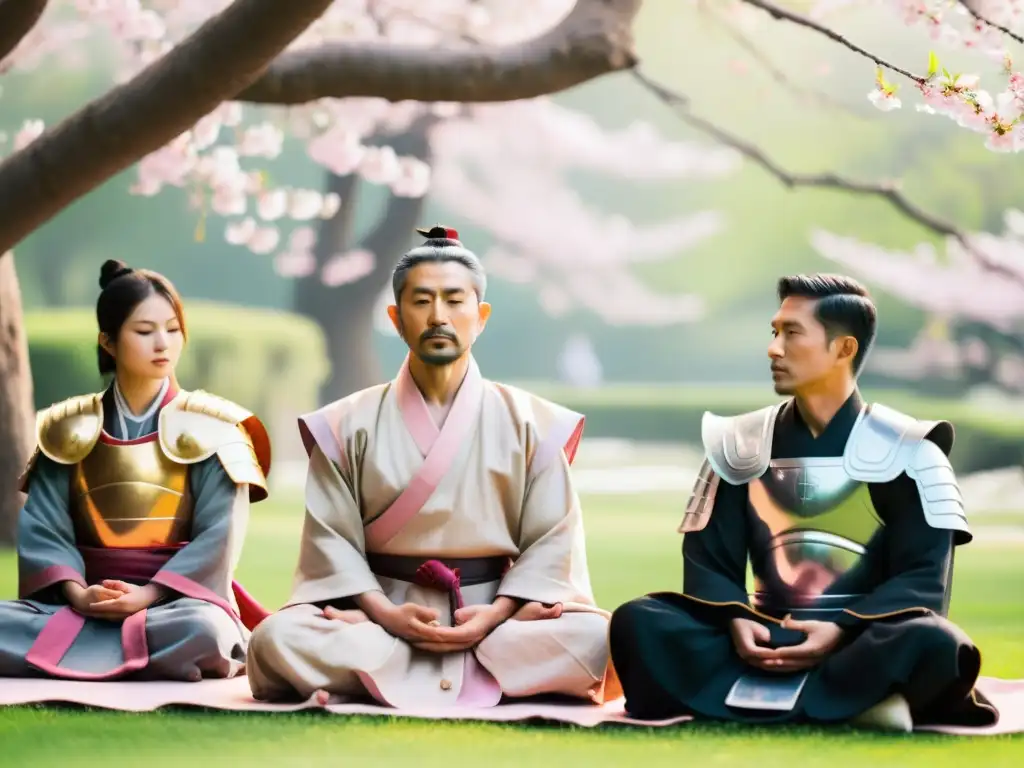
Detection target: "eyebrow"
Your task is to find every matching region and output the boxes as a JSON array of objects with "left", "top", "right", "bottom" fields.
[
  {"left": 771, "top": 319, "right": 805, "bottom": 331},
  {"left": 132, "top": 318, "right": 179, "bottom": 326},
  {"left": 410, "top": 286, "right": 467, "bottom": 297}
]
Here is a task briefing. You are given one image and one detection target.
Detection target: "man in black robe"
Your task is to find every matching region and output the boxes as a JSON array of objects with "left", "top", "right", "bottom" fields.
[{"left": 609, "top": 274, "right": 999, "bottom": 731}]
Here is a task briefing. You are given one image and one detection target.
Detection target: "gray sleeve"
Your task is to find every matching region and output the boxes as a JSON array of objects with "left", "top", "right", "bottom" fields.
[{"left": 17, "top": 454, "right": 86, "bottom": 600}]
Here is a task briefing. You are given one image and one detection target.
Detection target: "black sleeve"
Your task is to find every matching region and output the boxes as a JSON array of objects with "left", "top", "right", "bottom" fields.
[
  {"left": 833, "top": 472, "right": 954, "bottom": 630},
  {"left": 682, "top": 478, "right": 751, "bottom": 614}
]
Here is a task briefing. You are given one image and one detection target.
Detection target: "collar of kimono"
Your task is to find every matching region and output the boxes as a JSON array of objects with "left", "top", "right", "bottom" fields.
[
  {"left": 363, "top": 354, "right": 484, "bottom": 550},
  {"left": 101, "top": 377, "right": 178, "bottom": 445},
  {"left": 394, "top": 353, "right": 483, "bottom": 457}
]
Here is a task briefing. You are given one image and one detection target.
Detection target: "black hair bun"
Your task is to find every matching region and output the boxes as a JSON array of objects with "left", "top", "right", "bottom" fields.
[
  {"left": 99, "top": 259, "right": 133, "bottom": 289},
  {"left": 415, "top": 225, "right": 460, "bottom": 242}
]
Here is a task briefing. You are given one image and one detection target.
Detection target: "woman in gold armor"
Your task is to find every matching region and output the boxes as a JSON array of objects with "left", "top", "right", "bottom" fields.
[{"left": 0, "top": 260, "right": 272, "bottom": 681}]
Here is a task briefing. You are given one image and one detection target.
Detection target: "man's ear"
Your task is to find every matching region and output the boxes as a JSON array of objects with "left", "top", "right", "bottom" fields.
[
  {"left": 836, "top": 335, "right": 858, "bottom": 366},
  {"left": 386, "top": 305, "right": 401, "bottom": 336}
]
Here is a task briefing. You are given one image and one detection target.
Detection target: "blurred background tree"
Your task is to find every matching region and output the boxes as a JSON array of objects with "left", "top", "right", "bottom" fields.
[{"left": 0, "top": 0, "right": 1022, "bottom": 544}]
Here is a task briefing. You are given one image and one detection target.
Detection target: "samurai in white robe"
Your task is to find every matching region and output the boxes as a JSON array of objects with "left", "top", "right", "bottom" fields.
[{"left": 247, "top": 355, "right": 617, "bottom": 707}]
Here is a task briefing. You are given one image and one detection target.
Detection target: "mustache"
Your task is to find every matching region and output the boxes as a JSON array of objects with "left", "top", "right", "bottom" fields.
[{"left": 420, "top": 328, "right": 457, "bottom": 342}]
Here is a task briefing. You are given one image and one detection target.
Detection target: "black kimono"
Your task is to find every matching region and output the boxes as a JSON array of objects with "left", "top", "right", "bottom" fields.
[{"left": 609, "top": 393, "right": 998, "bottom": 727}]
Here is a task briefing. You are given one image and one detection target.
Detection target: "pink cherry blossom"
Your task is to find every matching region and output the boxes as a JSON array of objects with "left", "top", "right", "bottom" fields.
[
  {"left": 12, "top": 120, "right": 45, "bottom": 151},
  {"left": 224, "top": 217, "right": 257, "bottom": 246},
  {"left": 307, "top": 128, "right": 366, "bottom": 176},
  {"left": 321, "top": 249, "right": 376, "bottom": 287},
  {"left": 1009, "top": 72, "right": 1024, "bottom": 98},
  {"left": 4, "top": 0, "right": 1023, "bottom": 314},
  {"left": 319, "top": 193, "right": 342, "bottom": 219},
  {"left": 289, "top": 226, "right": 318, "bottom": 253},
  {"left": 810, "top": 212, "right": 1024, "bottom": 332},
  {"left": 237, "top": 123, "right": 285, "bottom": 158},
  {"left": 390, "top": 157, "right": 431, "bottom": 198},
  {"left": 133, "top": 132, "right": 196, "bottom": 194},
  {"left": 248, "top": 226, "right": 281, "bottom": 255},
  {"left": 274, "top": 250, "right": 317, "bottom": 278},
  {"left": 288, "top": 190, "right": 324, "bottom": 221},
  {"left": 257, "top": 189, "right": 288, "bottom": 221},
  {"left": 358, "top": 146, "right": 401, "bottom": 186},
  {"left": 192, "top": 113, "right": 222, "bottom": 151},
  {"left": 210, "top": 181, "right": 247, "bottom": 216},
  {"left": 868, "top": 86, "right": 902, "bottom": 112}
]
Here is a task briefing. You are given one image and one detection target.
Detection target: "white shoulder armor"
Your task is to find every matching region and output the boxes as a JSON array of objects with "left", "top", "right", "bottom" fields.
[
  {"left": 844, "top": 403, "right": 969, "bottom": 541},
  {"left": 701, "top": 403, "right": 783, "bottom": 486}
]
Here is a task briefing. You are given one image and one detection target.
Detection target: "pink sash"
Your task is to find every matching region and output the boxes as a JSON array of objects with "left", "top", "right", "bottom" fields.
[{"left": 24, "top": 547, "right": 268, "bottom": 681}]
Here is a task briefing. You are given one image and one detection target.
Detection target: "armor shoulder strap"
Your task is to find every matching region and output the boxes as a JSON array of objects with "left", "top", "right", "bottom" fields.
[
  {"left": 906, "top": 438, "right": 971, "bottom": 544},
  {"left": 678, "top": 459, "right": 721, "bottom": 533},
  {"left": 700, "top": 403, "right": 782, "bottom": 485},
  {"left": 159, "top": 390, "right": 271, "bottom": 503},
  {"left": 36, "top": 393, "right": 104, "bottom": 465},
  {"left": 843, "top": 402, "right": 954, "bottom": 483}
]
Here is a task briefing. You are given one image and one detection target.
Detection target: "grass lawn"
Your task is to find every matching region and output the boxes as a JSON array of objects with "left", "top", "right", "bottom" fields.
[{"left": 0, "top": 490, "right": 1022, "bottom": 767}]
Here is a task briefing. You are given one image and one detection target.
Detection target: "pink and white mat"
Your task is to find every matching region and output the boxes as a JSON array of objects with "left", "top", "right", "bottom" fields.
[{"left": 1, "top": 675, "right": 1023, "bottom": 734}]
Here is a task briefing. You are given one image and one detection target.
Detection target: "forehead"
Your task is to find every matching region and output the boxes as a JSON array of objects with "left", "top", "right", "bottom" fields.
[
  {"left": 127, "top": 293, "right": 178, "bottom": 323},
  {"left": 405, "top": 260, "right": 474, "bottom": 291},
  {"left": 771, "top": 295, "right": 818, "bottom": 326}
]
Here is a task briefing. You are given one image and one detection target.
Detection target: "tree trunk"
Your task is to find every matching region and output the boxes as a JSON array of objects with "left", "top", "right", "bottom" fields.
[
  {"left": 295, "top": 119, "right": 435, "bottom": 403},
  {"left": 318, "top": 288, "right": 387, "bottom": 399},
  {"left": 0, "top": 254, "right": 35, "bottom": 547}
]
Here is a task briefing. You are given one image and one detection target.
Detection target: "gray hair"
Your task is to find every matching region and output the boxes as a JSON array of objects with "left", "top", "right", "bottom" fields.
[{"left": 391, "top": 225, "right": 487, "bottom": 302}]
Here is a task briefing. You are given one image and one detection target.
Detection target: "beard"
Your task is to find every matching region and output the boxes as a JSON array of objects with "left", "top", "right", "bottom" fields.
[
  {"left": 415, "top": 329, "right": 464, "bottom": 366},
  {"left": 418, "top": 346, "right": 463, "bottom": 366}
]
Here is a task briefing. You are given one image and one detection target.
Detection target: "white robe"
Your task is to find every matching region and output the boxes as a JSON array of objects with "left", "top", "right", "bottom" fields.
[{"left": 246, "top": 356, "right": 616, "bottom": 708}]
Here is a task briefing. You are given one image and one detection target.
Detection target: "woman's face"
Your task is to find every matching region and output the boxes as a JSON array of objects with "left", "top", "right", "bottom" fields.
[{"left": 101, "top": 293, "right": 184, "bottom": 381}]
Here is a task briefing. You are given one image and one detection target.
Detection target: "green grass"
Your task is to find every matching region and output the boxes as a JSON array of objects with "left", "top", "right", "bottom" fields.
[{"left": 1, "top": 491, "right": 1022, "bottom": 767}]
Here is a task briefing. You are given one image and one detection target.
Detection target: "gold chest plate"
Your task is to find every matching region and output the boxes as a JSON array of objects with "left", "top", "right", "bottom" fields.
[
  {"left": 69, "top": 438, "right": 194, "bottom": 548},
  {"left": 747, "top": 457, "right": 883, "bottom": 616}
]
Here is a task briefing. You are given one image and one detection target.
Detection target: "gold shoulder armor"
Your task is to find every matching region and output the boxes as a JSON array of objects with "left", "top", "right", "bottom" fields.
[
  {"left": 37, "top": 394, "right": 104, "bottom": 465},
  {"left": 158, "top": 390, "right": 272, "bottom": 503},
  {"left": 20, "top": 393, "right": 104, "bottom": 493}
]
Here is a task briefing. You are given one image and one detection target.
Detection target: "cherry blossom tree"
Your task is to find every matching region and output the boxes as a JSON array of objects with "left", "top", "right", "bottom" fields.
[
  {"left": 6, "top": 1, "right": 728, "bottom": 398},
  {"left": 0, "top": 0, "right": 646, "bottom": 544},
  {"left": 0, "top": 0, "right": 338, "bottom": 545},
  {"left": 274, "top": 93, "right": 737, "bottom": 397},
  {"left": 0, "top": 0, "right": 1022, "bottom": 544},
  {"left": 811, "top": 211, "right": 1024, "bottom": 394},
  {"left": 794, "top": 2, "right": 1024, "bottom": 393}
]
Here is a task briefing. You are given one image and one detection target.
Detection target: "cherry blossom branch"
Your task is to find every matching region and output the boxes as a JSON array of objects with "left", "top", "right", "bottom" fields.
[
  {"left": 0, "top": 0, "right": 334, "bottom": 255},
  {"left": 631, "top": 68, "right": 1024, "bottom": 287},
  {"left": 697, "top": 0, "right": 863, "bottom": 115},
  {"left": 0, "top": 0, "right": 48, "bottom": 67},
  {"left": 237, "top": 0, "right": 641, "bottom": 104},
  {"left": 735, "top": 0, "right": 925, "bottom": 84},
  {"left": 960, "top": 0, "right": 1024, "bottom": 45}
]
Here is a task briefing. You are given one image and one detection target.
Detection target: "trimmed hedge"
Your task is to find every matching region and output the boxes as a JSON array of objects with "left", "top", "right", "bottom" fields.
[
  {"left": 25, "top": 302, "right": 329, "bottom": 460},
  {"left": 512, "top": 381, "right": 1024, "bottom": 474}
]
